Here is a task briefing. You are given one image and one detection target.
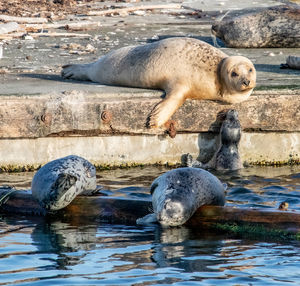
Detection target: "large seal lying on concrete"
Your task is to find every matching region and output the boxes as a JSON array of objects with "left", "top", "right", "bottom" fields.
[
  {"left": 61, "top": 37, "right": 256, "bottom": 128},
  {"left": 136, "top": 167, "right": 225, "bottom": 227},
  {"left": 187, "top": 109, "right": 242, "bottom": 171},
  {"left": 212, "top": 5, "right": 300, "bottom": 48},
  {"left": 31, "top": 155, "right": 97, "bottom": 211}
]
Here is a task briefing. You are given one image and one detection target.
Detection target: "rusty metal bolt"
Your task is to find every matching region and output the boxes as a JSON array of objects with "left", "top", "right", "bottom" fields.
[
  {"left": 165, "top": 120, "right": 177, "bottom": 138},
  {"left": 101, "top": 110, "right": 112, "bottom": 123},
  {"left": 40, "top": 113, "right": 52, "bottom": 126}
]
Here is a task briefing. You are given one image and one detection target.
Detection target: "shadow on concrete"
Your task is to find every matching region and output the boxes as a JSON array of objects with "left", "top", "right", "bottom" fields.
[
  {"left": 255, "top": 64, "right": 300, "bottom": 75},
  {"left": 20, "top": 73, "right": 98, "bottom": 85},
  {"left": 146, "top": 35, "right": 225, "bottom": 47},
  {"left": 181, "top": 110, "right": 224, "bottom": 166}
]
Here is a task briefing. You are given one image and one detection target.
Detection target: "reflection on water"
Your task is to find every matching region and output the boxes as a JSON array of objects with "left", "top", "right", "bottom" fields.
[{"left": 0, "top": 165, "right": 300, "bottom": 285}]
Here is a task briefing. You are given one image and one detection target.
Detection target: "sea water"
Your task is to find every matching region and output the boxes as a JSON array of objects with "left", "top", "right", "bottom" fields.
[{"left": 0, "top": 165, "right": 300, "bottom": 285}]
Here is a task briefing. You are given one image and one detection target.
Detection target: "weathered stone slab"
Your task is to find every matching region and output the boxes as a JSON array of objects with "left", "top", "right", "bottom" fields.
[{"left": 0, "top": 88, "right": 300, "bottom": 138}]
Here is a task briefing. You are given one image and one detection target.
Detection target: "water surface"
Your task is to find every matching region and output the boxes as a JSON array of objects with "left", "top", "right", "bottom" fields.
[{"left": 1, "top": 165, "right": 300, "bottom": 285}]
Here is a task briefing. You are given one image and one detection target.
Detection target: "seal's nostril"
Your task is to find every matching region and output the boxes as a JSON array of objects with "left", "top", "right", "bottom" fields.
[{"left": 243, "top": 79, "right": 250, "bottom": 86}]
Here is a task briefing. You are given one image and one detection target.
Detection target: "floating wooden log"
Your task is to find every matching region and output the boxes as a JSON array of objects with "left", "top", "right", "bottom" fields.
[{"left": 1, "top": 187, "right": 300, "bottom": 238}]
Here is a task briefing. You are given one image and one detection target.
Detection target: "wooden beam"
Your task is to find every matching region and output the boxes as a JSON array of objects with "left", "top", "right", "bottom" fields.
[{"left": 1, "top": 188, "right": 300, "bottom": 235}]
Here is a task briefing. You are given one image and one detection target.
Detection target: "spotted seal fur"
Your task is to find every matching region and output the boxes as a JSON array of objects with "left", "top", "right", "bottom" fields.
[
  {"left": 136, "top": 167, "right": 226, "bottom": 227},
  {"left": 61, "top": 37, "right": 256, "bottom": 128},
  {"left": 31, "top": 155, "right": 97, "bottom": 211}
]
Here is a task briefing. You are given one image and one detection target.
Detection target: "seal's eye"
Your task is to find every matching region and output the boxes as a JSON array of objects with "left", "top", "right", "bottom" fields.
[
  {"left": 249, "top": 68, "right": 253, "bottom": 72},
  {"left": 231, "top": 71, "right": 238, "bottom": 77}
]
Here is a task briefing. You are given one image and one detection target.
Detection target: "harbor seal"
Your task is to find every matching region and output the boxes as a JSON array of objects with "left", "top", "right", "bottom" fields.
[
  {"left": 61, "top": 37, "right": 256, "bottom": 128},
  {"left": 136, "top": 167, "right": 226, "bottom": 227},
  {"left": 212, "top": 5, "right": 300, "bottom": 48},
  {"left": 31, "top": 155, "right": 97, "bottom": 211},
  {"left": 187, "top": 109, "right": 242, "bottom": 171},
  {"left": 280, "top": 56, "right": 300, "bottom": 70}
]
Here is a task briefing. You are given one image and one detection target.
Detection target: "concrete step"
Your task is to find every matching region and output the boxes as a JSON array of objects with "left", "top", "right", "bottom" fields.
[{"left": 0, "top": 74, "right": 299, "bottom": 169}]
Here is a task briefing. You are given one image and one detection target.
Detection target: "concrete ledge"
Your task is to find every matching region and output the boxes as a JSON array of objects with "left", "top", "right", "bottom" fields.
[
  {"left": 0, "top": 75, "right": 300, "bottom": 168},
  {"left": 0, "top": 132, "right": 299, "bottom": 170},
  {"left": 0, "top": 75, "right": 300, "bottom": 138}
]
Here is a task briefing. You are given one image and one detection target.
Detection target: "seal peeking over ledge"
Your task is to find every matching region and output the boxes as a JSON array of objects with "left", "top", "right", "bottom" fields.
[
  {"left": 61, "top": 37, "right": 256, "bottom": 128},
  {"left": 187, "top": 109, "right": 242, "bottom": 171},
  {"left": 136, "top": 167, "right": 226, "bottom": 227},
  {"left": 31, "top": 155, "right": 97, "bottom": 211}
]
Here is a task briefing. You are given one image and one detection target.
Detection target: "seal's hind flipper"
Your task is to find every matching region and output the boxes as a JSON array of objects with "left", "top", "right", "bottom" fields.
[
  {"left": 185, "top": 153, "right": 194, "bottom": 167},
  {"left": 61, "top": 63, "right": 91, "bottom": 81},
  {"left": 136, "top": 213, "right": 158, "bottom": 225},
  {"left": 185, "top": 154, "right": 204, "bottom": 169}
]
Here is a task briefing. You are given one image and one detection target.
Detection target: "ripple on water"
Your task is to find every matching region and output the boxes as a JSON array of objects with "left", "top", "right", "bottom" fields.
[{"left": 0, "top": 165, "right": 300, "bottom": 285}]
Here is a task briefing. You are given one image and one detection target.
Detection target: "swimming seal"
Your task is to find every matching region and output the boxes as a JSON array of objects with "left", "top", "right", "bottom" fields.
[
  {"left": 187, "top": 109, "right": 242, "bottom": 171},
  {"left": 31, "top": 155, "right": 97, "bottom": 211},
  {"left": 61, "top": 37, "right": 256, "bottom": 128},
  {"left": 136, "top": 167, "right": 226, "bottom": 227},
  {"left": 212, "top": 5, "right": 300, "bottom": 48}
]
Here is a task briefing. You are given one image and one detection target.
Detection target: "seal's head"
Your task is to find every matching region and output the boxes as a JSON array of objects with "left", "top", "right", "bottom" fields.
[
  {"left": 220, "top": 109, "right": 241, "bottom": 144},
  {"left": 215, "top": 109, "right": 242, "bottom": 170},
  {"left": 158, "top": 198, "right": 192, "bottom": 227},
  {"left": 219, "top": 56, "right": 256, "bottom": 103}
]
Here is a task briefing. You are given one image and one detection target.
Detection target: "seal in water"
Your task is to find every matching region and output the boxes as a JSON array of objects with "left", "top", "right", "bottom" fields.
[
  {"left": 31, "top": 155, "right": 97, "bottom": 211},
  {"left": 187, "top": 109, "right": 242, "bottom": 171},
  {"left": 61, "top": 37, "right": 256, "bottom": 128},
  {"left": 211, "top": 5, "right": 300, "bottom": 48},
  {"left": 136, "top": 167, "right": 226, "bottom": 227}
]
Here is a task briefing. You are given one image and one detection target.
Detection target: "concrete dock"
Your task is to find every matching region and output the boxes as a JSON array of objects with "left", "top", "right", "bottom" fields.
[{"left": 0, "top": 0, "right": 299, "bottom": 169}]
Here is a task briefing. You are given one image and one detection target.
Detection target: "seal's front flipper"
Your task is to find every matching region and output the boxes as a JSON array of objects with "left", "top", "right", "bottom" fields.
[
  {"left": 136, "top": 213, "right": 158, "bottom": 225},
  {"left": 147, "top": 85, "right": 188, "bottom": 128},
  {"left": 42, "top": 173, "right": 77, "bottom": 211},
  {"left": 81, "top": 185, "right": 103, "bottom": 196}
]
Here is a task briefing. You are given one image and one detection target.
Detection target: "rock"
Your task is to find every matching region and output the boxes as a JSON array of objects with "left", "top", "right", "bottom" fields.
[{"left": 212, "top": 5, "right": 300, "bottom": 48}]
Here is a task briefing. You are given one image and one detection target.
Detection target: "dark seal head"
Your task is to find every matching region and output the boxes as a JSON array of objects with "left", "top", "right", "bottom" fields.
[
  {"left": 215, "top": 109, "right": 242, "bottom": 170},
  {"left": 31, "top": 155, "right": 97, "bottom": 211},
  {"left": 186, "top": 109, "right": 242, "bottom": 171}
]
